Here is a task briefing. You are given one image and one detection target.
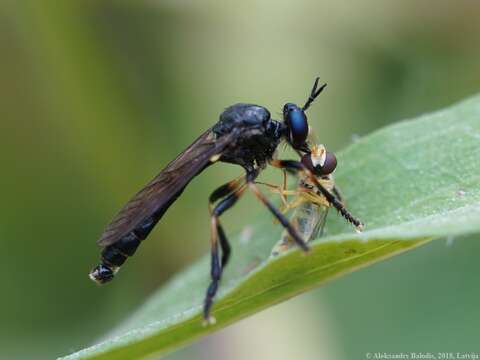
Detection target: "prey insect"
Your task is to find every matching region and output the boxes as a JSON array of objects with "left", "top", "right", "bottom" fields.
[
  {"left": 262, "top": 144, "right": 364, "bottom": 257},
  {"left": 89, "top": 77, "right": 360, "bottom": 323}
]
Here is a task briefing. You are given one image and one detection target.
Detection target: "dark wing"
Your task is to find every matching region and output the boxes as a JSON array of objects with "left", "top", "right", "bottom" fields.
[{"left": 97, "top": 128, "right": 236, "bottom": 247}]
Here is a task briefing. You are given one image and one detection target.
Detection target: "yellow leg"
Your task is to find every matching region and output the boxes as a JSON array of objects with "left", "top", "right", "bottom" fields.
[
  {"left": 255, "top": 181, "right": 301, "bottom": 209},
  {"left": 301, "top": 191, "right": 330, "bottom": 207}
]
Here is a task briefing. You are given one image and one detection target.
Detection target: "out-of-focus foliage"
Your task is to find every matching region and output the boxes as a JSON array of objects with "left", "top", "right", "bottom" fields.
[{"left": 1, "top": 1, "right": 479, "bottom": 359}]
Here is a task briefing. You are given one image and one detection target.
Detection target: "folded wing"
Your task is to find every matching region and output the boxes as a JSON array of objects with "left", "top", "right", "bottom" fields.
[{"left": 97, "top": 128, "right": 236, "bottom": 247}]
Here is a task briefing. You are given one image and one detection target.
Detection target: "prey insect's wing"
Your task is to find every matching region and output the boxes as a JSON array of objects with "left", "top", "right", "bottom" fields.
[
  {"left": 271, "top": 199, "right": 328, "bottom": 257},
  {"left": 310, "top": 205, "right": 329, "bottom": 240},
  {"left": 293, "top": 201, "right": 324, "bottom": 242},
  {"left": 97, "top": 128, "right": 236, "bottom": 247}
]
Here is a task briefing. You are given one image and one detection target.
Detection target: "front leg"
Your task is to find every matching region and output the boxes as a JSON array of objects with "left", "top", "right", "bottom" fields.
[
  {"left": 246, "top": 170, "right": 310, "bottom": 252},
  {"left": 269, "top": 159, "right": 364, "bottom": 232}
]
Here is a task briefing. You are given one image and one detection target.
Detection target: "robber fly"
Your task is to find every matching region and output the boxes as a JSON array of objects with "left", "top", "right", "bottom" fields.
[
  {"left": 267, "top": 144, "right": 364, "bottom": 257},
  {"left": 89, "top": 78, "right": 363, "bottom": 323}
]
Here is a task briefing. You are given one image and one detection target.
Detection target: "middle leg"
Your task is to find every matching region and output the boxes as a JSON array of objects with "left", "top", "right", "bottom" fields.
[{"left": 208, "top": 175, "right": 245, "bottom": 267}]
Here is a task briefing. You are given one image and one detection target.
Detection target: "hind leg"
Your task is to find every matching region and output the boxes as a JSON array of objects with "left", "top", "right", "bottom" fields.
[{"left": 203, "top": 178, "right": 247, "bottom": 323}]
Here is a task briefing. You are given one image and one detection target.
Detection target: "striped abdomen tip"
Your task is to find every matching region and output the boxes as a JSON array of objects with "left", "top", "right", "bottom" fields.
[{"left": 89, "top": 264, "right": 117, "bottom": 284}]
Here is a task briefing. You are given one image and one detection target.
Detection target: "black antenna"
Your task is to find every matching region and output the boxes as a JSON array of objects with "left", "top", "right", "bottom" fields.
[{"left": 302, "top": 77, "right": 327, "bottom": 111}]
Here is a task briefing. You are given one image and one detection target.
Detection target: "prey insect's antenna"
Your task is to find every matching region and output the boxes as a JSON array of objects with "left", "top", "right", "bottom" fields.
[{"left": 302, "top": 77, "right": 327, "bottom": 111}]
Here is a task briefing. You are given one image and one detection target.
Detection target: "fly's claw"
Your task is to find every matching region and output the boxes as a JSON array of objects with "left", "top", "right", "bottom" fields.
[{"left": 355, "top": 222, "right": 365, "bottom": 233}]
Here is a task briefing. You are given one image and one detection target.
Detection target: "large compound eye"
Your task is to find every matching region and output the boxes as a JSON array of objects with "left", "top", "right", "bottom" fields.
[
  {"left": 301, "top": 152, "right": 316, "bottom": 173},
  {"left": 321, "top": 151, "right": 337, "bottom": 174},
  {"left": 287, "top": 109, "right": 308, "bottom": 147},
  {"left": 301, "top": 150, "right": 337, "bottom": 175},
  {"left": 283, "top": 103, "right": 295, "bottom": 115}
]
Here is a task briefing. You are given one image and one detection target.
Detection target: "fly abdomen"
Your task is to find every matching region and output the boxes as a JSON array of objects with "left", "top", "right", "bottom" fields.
[
  {"left": 89, "top": 231, "right": 141, "bottom": 284},
  {"left": 90, "top": 212, "right": 160, "bottom": 284}
]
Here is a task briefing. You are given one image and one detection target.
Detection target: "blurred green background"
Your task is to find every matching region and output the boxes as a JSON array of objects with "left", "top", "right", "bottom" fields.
[{"left": 1, "top": 1, "right": 480, "bottom": 359}]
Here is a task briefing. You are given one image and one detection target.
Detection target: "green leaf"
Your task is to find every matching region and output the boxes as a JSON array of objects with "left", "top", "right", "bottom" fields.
[{"left": 61, "top": 95, "right": 480, "bottom": 360}]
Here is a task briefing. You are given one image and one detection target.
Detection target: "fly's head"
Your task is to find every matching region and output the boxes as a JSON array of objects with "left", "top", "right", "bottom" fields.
[
  {"left": 283, "top": 103, "right": 310, "bottom": 152},
  {"left": 282, "top": 77, "right": 327, "bottom": 153},
  {"left": 301, "top": 144, "right": 337, "bottom": 176}
]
